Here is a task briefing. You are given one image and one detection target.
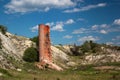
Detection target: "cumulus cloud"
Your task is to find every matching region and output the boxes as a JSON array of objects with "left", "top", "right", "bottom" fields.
[
  {"left": 46, "top": 22, "right": 54, "bottom": 26},
  {"left": 49, "top": 19, "right": 74, "bottom": 32},
  {"left": 100, "top": 30, "right": 107, "bottom": 34},
  {"left": 113, "top": 19, "right": 120, "bottom": 25},
  {"left": 63, "top": 35, "right": 73, "bottom": 39},
  {"left": 5, "top": 0, "right": 75, "bottom": 14},
  {"left": 78, "top": 36, "right": 99, "bottom": 42},
  {"left": 30, "top": 25, "right": 38, "bottom": 32},
  {"left": 30, "top": 19, "right": 75, "bottom": 32},
  {"left": 63, "top": 3, "right": 106, "bottom": 13},
  {"left": 91, "top": 24, "right": 111, "bottom": 34},
  {"left": 51, "top": 22, "right": 64, "bottom": 32},
  {"left": 65, "top": 19, "right": 74, "bottom": 24},
  {"left": 72, "top": 28, "right": 89, "bottom": 34},
  {"left": 91, "top": 25, "right": 99, "bottom": 30}
]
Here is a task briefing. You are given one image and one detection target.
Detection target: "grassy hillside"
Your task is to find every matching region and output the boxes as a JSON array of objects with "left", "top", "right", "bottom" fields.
[{"left": 0, "top": 62, "right": 120, "bottom": 80}]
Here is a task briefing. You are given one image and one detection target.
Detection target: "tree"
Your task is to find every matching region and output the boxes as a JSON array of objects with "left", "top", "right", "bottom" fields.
[
  {"left": 23, "top": 47, "right": 39, "bottom": 62},
  {"left": 81, "top": 41, "right": 91, "bottom": 53},
  {"left": 0, "top": 25, "right": 7, "bottom": 34},
  {"left": 81, "top": 40, "right": 101, "bottom": 53},
  {"left": 30, "top": 36, "right": 39, "bottom": 47}
]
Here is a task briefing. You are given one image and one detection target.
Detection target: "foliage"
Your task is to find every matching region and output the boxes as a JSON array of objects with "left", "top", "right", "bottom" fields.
[
  {"left": 0, "top": 68, "right": 12, "bottom": 76},
  {"left": 81, "top": 40, "right": 101, "bottom": 53},
  {"left": 30, "top": 36, "right": 39, "bottom": 47},
  {"left": 70, "top": 41, "right": 101, "bottom": 56},
  {"left": 0, "top": 25, "right": 7, "bottom": 34},
  {"left": 1, "top": 67, "right": 120, "bottom": 80},
  {"left": 23, "top": 47, "right": 39, "bottom": 62},
  {"left": 70, "top": 44, "right": 83, "bottom": 56}
]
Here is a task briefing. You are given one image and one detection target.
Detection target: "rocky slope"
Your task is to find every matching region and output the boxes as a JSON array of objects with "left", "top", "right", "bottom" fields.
[
  {"left": 0, "top": 31, "right": 120, "bottom": 70},
  {"left": 0, "top": 32, "right": 34, "bottom": 69},
  {"left": 0, "top": 32, "right": 71, "bottom": 69},
  {"left": 82, "top": 48, "right": 120, "bottom": 65}
]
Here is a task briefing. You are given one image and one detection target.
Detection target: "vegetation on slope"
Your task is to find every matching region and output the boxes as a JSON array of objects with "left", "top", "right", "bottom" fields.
[
  {"left": 0, "top": 25, "right": 7, "bottom": 35},
  {"left": 0, "top": 65, "right": 120, "bottom": 80},
  {"left": 23, "top": 47, "right": 39, "bottom": 62}
]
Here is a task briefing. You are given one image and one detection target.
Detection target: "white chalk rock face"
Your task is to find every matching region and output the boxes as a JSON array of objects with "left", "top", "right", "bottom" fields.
[
  {"left": 0, "top": 32, "right": 34, "bottom": 69},
  {"left": 51, "top": 46, "right": 69, "bottom": 62}
]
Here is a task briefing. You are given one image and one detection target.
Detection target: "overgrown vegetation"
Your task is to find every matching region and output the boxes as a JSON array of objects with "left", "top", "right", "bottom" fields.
[
  {"left": 23, "top": 47, "right": 39, "bottom": 62},
  {"left": 0, "top": 65, "right": 120, "bottom": 80},
  {"left": 0, "top": 25, "right": 7, "bottom": 34},
  {"left": 30, "top": 36, "right": 39, "bottom": 47},
  {"left": 70, "top": 41, "right": 101, "bottom": 56},
  {"left": 81, "top": 40, "right": 101, "bottom": 53},
  {"left": 0, "top": 68, "right": 12, "bottom": 76}
]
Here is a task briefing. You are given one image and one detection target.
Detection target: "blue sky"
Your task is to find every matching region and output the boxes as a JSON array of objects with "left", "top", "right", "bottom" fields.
[{"left": 0, "top": 0, "right": 120, "bottom": 45}]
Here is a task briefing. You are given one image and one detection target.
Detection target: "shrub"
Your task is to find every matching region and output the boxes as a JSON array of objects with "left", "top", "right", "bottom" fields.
[
  {"left": 0, "top": 25, "right": 7, "bottom": 34},
  {"left": 23, "top": 47, "right": 39, "bottom": 62},
  {"left": 0, "top": 68, "right": 12, "bottom": 76},
  {"left": 81, "top": 40, "right": 101, "bottom": 53},
  {"left": 30, "top": 36, "right": 39, "bottom": 47}
]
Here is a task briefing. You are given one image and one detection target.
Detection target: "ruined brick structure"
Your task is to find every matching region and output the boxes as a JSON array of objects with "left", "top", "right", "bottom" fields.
[
  {"left": 39, "top": 24, "right": 52, "bottom": 62},
  {"left": 37, "top": 24, "right": 63, "bottom": 71}
]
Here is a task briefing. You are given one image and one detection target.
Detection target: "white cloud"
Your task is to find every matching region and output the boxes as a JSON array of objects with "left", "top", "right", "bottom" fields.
[
  {"left": 30, "top": 25, "right": 38, "bottom": 32},
  {"left": 46, "top": 22, "right": 54, "bottom": 26},
  {"left": 113, "top": 19, "right": 120, "bottom": 25},
  {"left": 91, "top": 24, "right": 110, "bottom": 34},
  {"left": 78, "top": 36, "right": 99, "bottom": 42},
  {"left": 92, "top": 24, "right": 109, "bottom": 30},
  {"left": 30, "top": 19, "right": 75, "bottom": 32},
  {"left": 5, "top": 0, "right": 75, "bottom": 14},
  {"left": 100, "top": 30, "right": 107, "bottom": 34},
  {"left": 72, "top": 28, "right": 88, "bottom": 34},
  {"left": 64, "top": 3, "right": 106, "bottom": 13},
  {"left": 91, "top": 25, "right": 99, "bottom": 30},
  {"left": 106, "top": 42, "right": 113, "bottom": 45},
  {"left": 65, "top": 19, "right": 74, "bottom": 24},
  {"left": 63, "top": 35, "right": 73, "bottom": 39},
  {"left": 48, "top": 19, "right": 75, "bottom": 32},
  {"left": 100, "top": 24, "right": 109, "bottom": 28},
  {"left": 51, "top": 23, "right": 64, "bottom": 32}
]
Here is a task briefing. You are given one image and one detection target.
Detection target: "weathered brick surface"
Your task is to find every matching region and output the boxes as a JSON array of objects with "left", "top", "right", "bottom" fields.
[
  {"left": 37, "top": 24, "right": 63, "bottom": 71},
  {"left": 39, "top": 24, "right": 52, "bottom": 62}
]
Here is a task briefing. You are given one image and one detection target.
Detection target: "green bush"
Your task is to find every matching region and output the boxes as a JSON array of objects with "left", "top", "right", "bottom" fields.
[
  {"left": 0, "top": 25, "right": 7, "bottom": 34},
  {"left": 81, "top": 40, "right": 101, "bottom": 53},
  {"left": 23, "top": 47, "right": 39, "bottom": 62},
  {"left": 30, "top": 36, "right": 39, "bottom": 47},
  {"left": 0, "top": 68, "right": 12, "bottom": 76}
]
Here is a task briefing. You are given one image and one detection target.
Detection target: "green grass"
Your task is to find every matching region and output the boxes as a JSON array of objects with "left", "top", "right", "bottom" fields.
[
  {"left": 0, "top": 68, "right": 12, "bottom": 76},
  {"left": 0, "top": 61, "right": 120, "bottom": 80},
  {"left": 0, "top": 67, "right": 119, "bottom": 80}
]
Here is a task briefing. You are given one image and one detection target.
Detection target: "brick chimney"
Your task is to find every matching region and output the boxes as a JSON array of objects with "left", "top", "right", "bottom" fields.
[
  {"left": 36, "top": 24, "right": 63, "bottom": 71},
  {"left": 38, "top": 24, "right": 52, "bottom": 63}
]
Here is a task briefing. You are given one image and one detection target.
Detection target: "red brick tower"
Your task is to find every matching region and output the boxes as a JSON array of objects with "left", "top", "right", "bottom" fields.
[
  {"left": 37, "top": 24, "right": 63, "bottom": 71},
  {"left": 39, "top": 24, "right": 52, "bottom": 63}
]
